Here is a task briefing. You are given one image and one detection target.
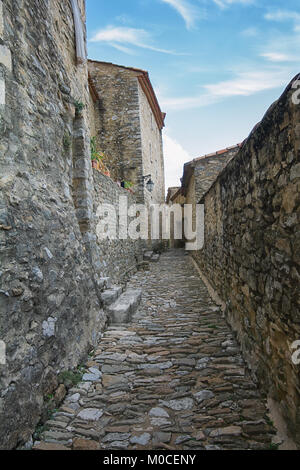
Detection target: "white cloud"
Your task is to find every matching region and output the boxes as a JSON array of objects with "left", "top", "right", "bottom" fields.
[
  {"left": 163, "top": 132, "right": 192, "bottom": 190},
  {"left": 264, "top": 10, "right": 300, "bottom": 23},
  {"left": 159, "top": 67, "right": 295, "bottom": 110},
  {"left": 264, "top": 10, "right": 300, "bottom": 33},
  {"left": 204, "top": 69, "right": 291, "bottom": 97},
  {"left": 260, "top": 11, "right": 300, "bottom": 66},
  {"left": 161, "top": 0, "right": 203, "bottom": 29},
  {"left": 261, "top": 52, "right": 297, "bottom": 62},
  {"left": 89, "top": 26, "right": 183, "bottom": 55},
  {"left": 159, "top": 92, "right": 216, "bottom": 110},
  {"left": 161, "top": 0, "right": 253, "bottom": 25},
  {"left": 111, "top": 43, "right": 137, "bottom": 55},
  {"left": 212, "top": 0, "right": 254, "bottom": 9}
]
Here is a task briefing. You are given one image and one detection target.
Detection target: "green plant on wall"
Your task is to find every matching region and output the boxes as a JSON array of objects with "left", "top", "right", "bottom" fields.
[
  {"left": 58, "top": 369, "right": 83, "bottom": 388},
  {"left": 74, "top": 100, "right": 85, "bottom": 115},
  {"left": 90, "top": 137, "right": 106, "bottom": 162},
  {"left": 90, "top": 137, "right": 100, "bottom": 160},
  {"left": 121, "top": 181, "right": 134, "bottom": 189},
  {"left": 90, "top": 137, "right": 111, "bottom": 176}
]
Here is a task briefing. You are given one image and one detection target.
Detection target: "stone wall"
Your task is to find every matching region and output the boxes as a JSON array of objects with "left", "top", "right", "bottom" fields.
[
  {"left": 0, "top": 0, "right": 143, "bottom": 449},
  {"left": 0, "top": 0, "right": 108, "bottom": 449},
  {"left": 91, "top": 170, "right": 144, "bottom": 283},
  {"left": 166, "top": 187, "right": 180, "bottom": 204},
  {"left": 0, "top": 1, "right": 147, "bottom": 449},
  {"left": 193, "top": 77, "right": 300, "bottom": 444}
]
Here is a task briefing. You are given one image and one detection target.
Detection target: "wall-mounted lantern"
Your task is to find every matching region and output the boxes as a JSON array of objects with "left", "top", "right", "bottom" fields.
[{"left": 142, "top": 174, "right": 154, "bottom": 193}]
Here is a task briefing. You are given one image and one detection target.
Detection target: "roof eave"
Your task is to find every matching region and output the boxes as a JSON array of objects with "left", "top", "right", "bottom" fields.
[{"left": 138, "top": 74, "right": 165, "bottom": 130}]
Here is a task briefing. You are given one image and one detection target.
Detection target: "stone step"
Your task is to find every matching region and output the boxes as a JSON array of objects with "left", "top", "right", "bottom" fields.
[
  {"left": 106, "top": 289, "right": 142, "bottom": 324},
  {"left": 143, "top": 251, "right": 160, "bottom": 262},
  {"left": 101, "top": 285, "right": 123, "bottom": 306},
  {"left": 95, "top": 276, "right": 112, "bottom": 290},
  {"left": 143, "top": 251, "right": 153, "bottom": 261}
]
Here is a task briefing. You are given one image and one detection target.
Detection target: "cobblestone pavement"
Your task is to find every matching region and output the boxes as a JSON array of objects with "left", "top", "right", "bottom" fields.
[{"left": 34, "top": 249, "right": 275, "bottom": 450}]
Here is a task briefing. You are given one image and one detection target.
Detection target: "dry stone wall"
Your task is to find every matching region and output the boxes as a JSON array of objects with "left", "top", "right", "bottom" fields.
[{"left": 193, "top": 76, "right": 300, "bottom": 444}]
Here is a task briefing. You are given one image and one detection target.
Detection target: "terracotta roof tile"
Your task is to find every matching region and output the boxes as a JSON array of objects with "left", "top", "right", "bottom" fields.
[{"left": 193, "top": 143, "right": 243, "bottom": 163}]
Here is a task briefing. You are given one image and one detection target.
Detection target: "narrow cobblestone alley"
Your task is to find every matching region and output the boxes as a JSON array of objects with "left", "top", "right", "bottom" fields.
[{"left": 34, "top": 249, "right": 275, "bottom": 451}]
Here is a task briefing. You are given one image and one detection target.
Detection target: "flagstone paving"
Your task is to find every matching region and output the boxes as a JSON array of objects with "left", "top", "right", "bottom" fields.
[{"left": 34, "top": 249, "right": 275, "bottom": 450}]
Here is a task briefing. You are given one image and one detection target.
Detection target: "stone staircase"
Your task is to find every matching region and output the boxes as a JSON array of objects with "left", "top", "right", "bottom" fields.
[{"left": 99, "top": 280, "right": 142, "bottom": 325}]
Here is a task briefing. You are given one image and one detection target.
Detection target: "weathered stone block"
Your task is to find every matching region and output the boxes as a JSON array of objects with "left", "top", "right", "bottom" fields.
[
  {"left": 290, "top": 163, "right": 300, "bottom": 181},
  {"left": 73, "top": 438, "right": 100, "bottom": 450},
  {"left": 0, "top": 45, "right": 11, "bottom": 71}
]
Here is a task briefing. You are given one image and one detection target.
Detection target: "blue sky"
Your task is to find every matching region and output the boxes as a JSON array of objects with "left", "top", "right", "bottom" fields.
[{"left": 86, "top": 0, "right": 299, "bottom": 190}]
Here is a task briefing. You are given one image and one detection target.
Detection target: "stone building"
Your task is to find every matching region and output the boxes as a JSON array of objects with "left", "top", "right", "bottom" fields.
[
  {"left": 165, "top": 146, "right": 241, "bottom": 248},
  {"left": 0, "top": 0, "right": 144, "bottom": 449},
  {"left": 88, "top": 60, "right": 166, "bottom": 206},
  {"left": 176, "top": 145, "right": 241, "bottom": 240},
  {"left": 181, "top": 144, "right": 242, "bottom": 209}
]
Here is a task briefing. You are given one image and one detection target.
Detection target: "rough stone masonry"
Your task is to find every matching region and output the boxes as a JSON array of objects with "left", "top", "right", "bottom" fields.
[
  {"left": 0, "top": 0, "right": 101, "bottom": 449},
  {"left": 193, "top": 76, "right": 300, "bottom": 446},
  {"left": 0, "top": 0, "right": 145, "bottom": 449}
]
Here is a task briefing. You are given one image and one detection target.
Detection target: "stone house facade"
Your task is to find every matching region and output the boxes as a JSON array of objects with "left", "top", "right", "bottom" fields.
[{"left": 88, "top": 60, "right": 166, "bottom": 206}]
